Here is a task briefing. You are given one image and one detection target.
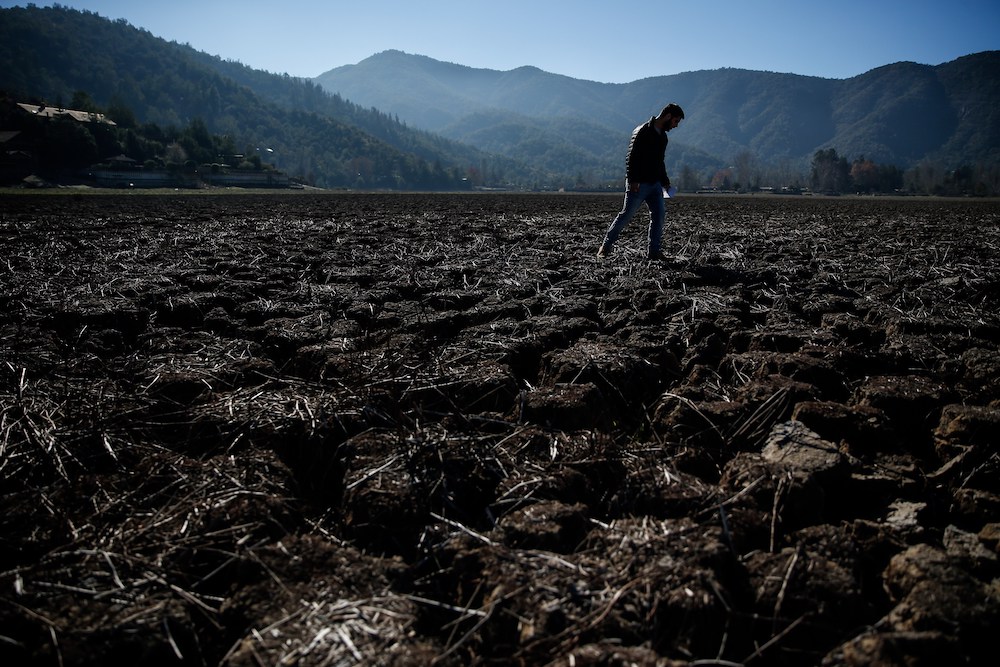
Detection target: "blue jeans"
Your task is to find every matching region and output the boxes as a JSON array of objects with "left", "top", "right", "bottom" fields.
[{"left": 600, "top": 183, "right": 665, "bottom": 254}]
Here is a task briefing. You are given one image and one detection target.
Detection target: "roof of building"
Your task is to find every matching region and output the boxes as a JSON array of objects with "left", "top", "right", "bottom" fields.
[{"left": 16, "top": 102, "right": 117, "bottom": 126}]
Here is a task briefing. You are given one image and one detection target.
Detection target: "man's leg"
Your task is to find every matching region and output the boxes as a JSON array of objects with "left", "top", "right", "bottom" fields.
[
  {"left": 646, "top": 187, "right": 666, "bottom": 258},
  {"left": 599, "top": 189, "right": 646, "bottom": 256}
]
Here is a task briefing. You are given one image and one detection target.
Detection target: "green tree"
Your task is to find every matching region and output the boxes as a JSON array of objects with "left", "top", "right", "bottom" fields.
[
  {"left": 679, "top": 164, "right": 700, "bottom": 192},
  {"left": 732, "top": 150, "right": 759, "bottom": 191},
  {"left": 178, "top": 118, "right": 215, "bottom": 164},
  {"left": 811, "top": 148, "right": 850, "bottom": 193},
  {"left": 70, "top": 90, "right": 98, "bottom": 112},
  {"left": 106, "top": 96, "right": 138, "bottom": 129}
]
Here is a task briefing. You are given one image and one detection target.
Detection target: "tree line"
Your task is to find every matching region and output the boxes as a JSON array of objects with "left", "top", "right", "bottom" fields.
[
  {"left": 808, "top": 148, "right": 999, "bottom": 196},
  {"left": 669, "top": 148, "right": 999, "bottom": 197}
]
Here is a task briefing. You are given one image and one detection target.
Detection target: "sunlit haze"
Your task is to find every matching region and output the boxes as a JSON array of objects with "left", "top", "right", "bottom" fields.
[{"left": 2, "top": 0, "right": 998, "bottom": 82}]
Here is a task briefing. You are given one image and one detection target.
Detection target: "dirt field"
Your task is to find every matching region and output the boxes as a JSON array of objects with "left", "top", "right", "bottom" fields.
[{"left": 1, "top": 192, "right": 998, "bottom": 666}]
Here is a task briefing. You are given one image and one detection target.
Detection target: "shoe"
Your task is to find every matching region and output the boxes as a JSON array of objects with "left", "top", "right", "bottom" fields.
[
  {"left": 596, "top": 244, "right": 610, "bottom": 258},
  {"left": 647, "top": 250, "right": 666, "bottom": 261}
]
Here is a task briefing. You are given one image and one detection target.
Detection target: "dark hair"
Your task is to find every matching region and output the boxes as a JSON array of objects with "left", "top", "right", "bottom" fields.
[{"left": 660, "top": 103, "right": 685, "bottom": 119}]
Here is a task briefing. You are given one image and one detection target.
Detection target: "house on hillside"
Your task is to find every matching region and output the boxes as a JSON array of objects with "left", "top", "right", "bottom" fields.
[
  {"left": 5, "top": 100, "right": 294, "bottom": 188},
  {"left": 15, "top": 102, "right": 117, "bottom": 126},
  {"left": 1, "top": 101, "right": 120, "bottom": 185}
]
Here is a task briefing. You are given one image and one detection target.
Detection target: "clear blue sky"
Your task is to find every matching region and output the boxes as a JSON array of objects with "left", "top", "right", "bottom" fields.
[{"left": 4, "top": 1, "right": 998, "bottom": 82}]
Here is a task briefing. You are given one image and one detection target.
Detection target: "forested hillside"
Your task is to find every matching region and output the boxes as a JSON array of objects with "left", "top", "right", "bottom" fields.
[{"left": 0, "top": 5, "right": 529, "bottom": 189}]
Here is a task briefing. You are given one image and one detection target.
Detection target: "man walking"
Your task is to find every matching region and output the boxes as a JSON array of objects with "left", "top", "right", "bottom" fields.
[{"left": 597, "top": 103, "right": 684, "bottom": 260}]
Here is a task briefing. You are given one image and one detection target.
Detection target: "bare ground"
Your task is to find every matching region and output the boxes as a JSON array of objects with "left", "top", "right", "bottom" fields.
[{"left": 1, "top": 192, "right": 999, "bottom": 666}]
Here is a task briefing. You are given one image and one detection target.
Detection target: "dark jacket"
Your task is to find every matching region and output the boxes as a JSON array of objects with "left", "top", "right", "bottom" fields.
[{"left": 625, "top": 117, "right": 669, "bottom": 188}]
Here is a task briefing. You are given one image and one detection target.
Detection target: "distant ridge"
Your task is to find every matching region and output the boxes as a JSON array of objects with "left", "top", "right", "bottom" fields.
[{"left": 315, "top": 49, "right": 1000, "bottom": 173}]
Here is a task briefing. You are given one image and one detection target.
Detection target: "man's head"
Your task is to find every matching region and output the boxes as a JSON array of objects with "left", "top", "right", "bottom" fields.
[{"left": 656, "top": 103, "right": 685, "bottom": 131}]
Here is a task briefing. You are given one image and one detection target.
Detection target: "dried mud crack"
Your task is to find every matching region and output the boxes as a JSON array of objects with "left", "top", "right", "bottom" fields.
[{"left": 1, "top": 192, "right": 999, "bottom": 666}]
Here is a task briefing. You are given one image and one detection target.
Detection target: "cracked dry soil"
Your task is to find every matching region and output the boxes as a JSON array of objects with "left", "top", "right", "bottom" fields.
[{"left": 1, "top": 192, "right": 999, "bottom": 666}]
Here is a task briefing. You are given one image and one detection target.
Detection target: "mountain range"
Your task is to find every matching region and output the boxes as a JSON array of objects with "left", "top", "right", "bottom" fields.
[
  {"left": 1, "top": 5, "right": 998, "bottom": 189},
  {"left": 315, "top": 49, "right": 1000, "bottom": 178}
]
